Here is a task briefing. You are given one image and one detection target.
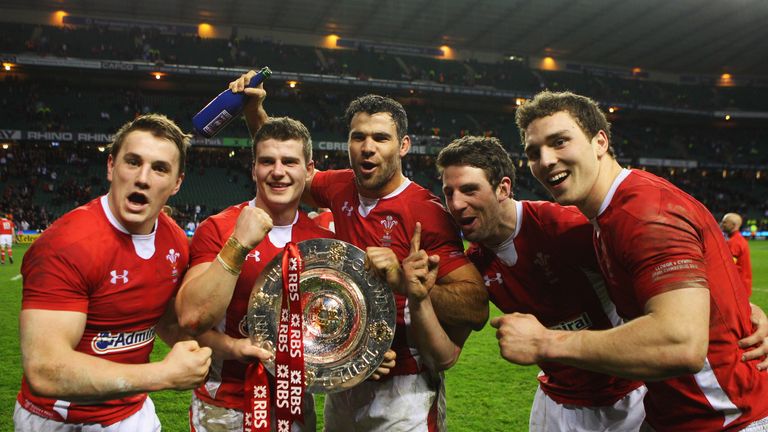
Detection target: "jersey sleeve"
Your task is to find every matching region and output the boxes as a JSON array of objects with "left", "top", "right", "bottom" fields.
[
  {"left": 189, "top": 217, "right": 226, "bottom": 267},
  {"left": 615, "top": 194, "right": 708, "bottom": 306},
  {"left": 21, "top": 238, "right": 91, "bottom": 313},
  {"left": 415, "top": 197, "right": 471, "bottom": 279}
]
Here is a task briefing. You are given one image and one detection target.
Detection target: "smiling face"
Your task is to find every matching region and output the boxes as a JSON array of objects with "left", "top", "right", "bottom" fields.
[
  {"left": 442, "top": 165, "right": 511, "bottom": 244},
  {"left": 107, "top": 130, "right": 183, "bottom": 234},
  {"left": 524, "top": 111, "right": 610, "bottom": 215},
  {"left": 253, "top": 138, "right": 313, "bottom": 222},
  {"left": 348, "top": 112, "right": 409, "bottom": 198}
]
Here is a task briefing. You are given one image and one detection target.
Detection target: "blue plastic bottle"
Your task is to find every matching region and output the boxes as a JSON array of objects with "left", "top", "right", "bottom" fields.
[{"left": 192, "top": 67, "right": 272, "bottom": 138}]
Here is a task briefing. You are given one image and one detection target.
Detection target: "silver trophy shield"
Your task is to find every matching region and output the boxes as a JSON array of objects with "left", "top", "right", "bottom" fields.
[{"left": 247, "top": 238, "right": 396, "bottom": 393}]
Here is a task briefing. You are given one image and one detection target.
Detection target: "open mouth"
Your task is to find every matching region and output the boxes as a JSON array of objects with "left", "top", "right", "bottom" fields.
[
  {"left": 547, "top": 171, "right": 569, "bottom": 187},
  {"left": 360, "top": 161, "right": 377, "bottom": 174},
  {"left": 128, "top": 192, "right": 148, "bottom": 205},
  {"left": 459, "top": 216, "right": 477, "bottom": 228}
]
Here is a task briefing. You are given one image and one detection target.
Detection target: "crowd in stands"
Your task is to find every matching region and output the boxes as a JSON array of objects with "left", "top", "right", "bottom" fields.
[
  {"left": 3, "top": 22, "right": 768, "bottom": 111},
  {"left": 2, "top": 142, "right": 768, "bottom": 234},
  {"left": 2, "top": 20, "right": 768, "bottom": 234}
]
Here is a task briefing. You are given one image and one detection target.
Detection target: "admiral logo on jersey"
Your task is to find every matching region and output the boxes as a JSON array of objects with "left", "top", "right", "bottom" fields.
[
  {"left": 549, "top": 313, "right": 593, "bottom": 331},
  {"left": 109, "top": 269, "right": 129, "bottom": 284},
  {"left": 91, "top": 327, "right": 156, "bottom": 354},
  {"left": 483, "top": 272, "right": 503, "bottom": 287},
  {"left": 341, "top": 201, "right": 354, "bottom": 216}
]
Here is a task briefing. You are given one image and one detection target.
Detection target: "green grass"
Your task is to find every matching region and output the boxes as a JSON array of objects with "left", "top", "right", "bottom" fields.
[{"left": 2, "top": 242, "right": 768, "bottom": 431}]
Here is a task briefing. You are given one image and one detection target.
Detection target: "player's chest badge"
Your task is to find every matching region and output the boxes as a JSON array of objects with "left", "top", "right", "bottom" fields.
[
  {"left": 380, "top": 215, "right": 399, "bottom": 247},
  {"left": 166, "top": 248, "right": 181, "bottom": 282}
]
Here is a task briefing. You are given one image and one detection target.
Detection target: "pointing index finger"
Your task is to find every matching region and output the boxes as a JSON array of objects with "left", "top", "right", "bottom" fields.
[{"left": 411, "top": 222, "right": 422, "bottom": 254}]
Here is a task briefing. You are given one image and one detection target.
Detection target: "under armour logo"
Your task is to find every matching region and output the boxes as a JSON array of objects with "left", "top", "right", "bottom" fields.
[
  {"left": 166, "top": 249, "right": 180, "bottom": 265},
  {"left": 246, "top": 250, "right": 260, "bottom": 262},
  {"left": 341, "top": 201, "right": 354, "bottom": 216},
  {"left": 483, "top": 272, "right": 503, "bottom": 286},
  {"left": 110, "top": 270, "right": 129, "bottom": 284}
]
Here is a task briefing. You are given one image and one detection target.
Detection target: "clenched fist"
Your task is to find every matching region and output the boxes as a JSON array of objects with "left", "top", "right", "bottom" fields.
[
  {"left": 232, "top": 206, "right": 273, "bottom": 250},
  {"left": 161, "top": 340, "right": 212, "bottom": 390}
]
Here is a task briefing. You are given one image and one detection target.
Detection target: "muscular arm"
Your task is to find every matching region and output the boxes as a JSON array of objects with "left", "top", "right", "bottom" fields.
[
  {"left": 175, "top": 261, "right": 239, "bottom": 336},
  {"left": 407, "top": 296, "right": 470, "bottom": 371},
  {"left": 430, "top": 263, "right": 489, "bottom": 331},
  {"left": 20, "top": 309, "right": 211, "bottom": 402},
  {"left": 231, "top": 70, "right": 268, "bottom": 141},
  {"left": 155, "top": 298, "right": 187, "bottom": 346},
  {"left": 370, "top": 223, "right": 471, "bottom": 371},
  {"left": 493, "top": 285, "right": 709, "bottom": 381},
  {"left": 176, "top": 207, "right": 273, "bottom": 336}
]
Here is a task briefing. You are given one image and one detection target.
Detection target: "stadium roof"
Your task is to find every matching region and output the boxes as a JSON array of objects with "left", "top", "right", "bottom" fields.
[{"left": 7, "top": 0, "right": 768, "bottom": 77}]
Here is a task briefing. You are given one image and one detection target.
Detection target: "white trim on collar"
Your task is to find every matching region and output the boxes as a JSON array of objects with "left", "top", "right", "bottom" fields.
[
  {"left": 100, "top": 194, "right": 157, "bottom": 259},
  {"left": 357, "top": 177, "right": 412, "bottom": 217},
  {"left": 596, "top": 168, "right": 632, "bottom": 218}
]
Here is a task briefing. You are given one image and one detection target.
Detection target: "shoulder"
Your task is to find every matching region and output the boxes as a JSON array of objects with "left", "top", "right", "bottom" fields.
[
  {"left": 157, "top": 212, "right": 188, "bottom": 244},
  {"left": 401, "top": 182, "right": 449, "bottom": 213},
  {"left": 314, "top": 169, "right": 354, "bottom": 185},
  {"left": 296, "top": 213, "right": 334, "bottom": 238},
  {"left": 35, "top": 199, "right": 109, "bottom": 250}
]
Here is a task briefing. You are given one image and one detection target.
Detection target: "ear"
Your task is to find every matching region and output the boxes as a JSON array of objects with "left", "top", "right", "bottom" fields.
[
  {"left": 305, "top": 159, "right": 315, "bottom": 178},
  {"left": 592, "top": 130, "right": 610, "bottom": 157},
  {"left": 170, "top": 172, "right": 184, "bottom": 196},
  {"left": 399, "top": 135, "right": 411, "bottom": 157},
  {"left": 497, "top": 176, "right": 513, "bottom": 201},
  {"left": 107, "top": 154, "right": 115, "bottom": 182},
  {"left": 251, "top": 160, "right": 258, "bottom": 183}
]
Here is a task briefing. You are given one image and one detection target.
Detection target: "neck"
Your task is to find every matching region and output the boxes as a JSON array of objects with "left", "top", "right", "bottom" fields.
[
  {"left": 483, "top": 198, "right": 519, "bottom": 248},
  {"left": 359, "top": 173, "right": 406, "bottom": 199},
  {"left": 579, "top": 158, "right": 623, "bottom": 219}
]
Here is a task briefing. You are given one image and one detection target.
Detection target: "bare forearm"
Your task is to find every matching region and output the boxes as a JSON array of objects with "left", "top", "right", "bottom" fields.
[
  {"left": 430, "top": 279, "right": 488, "bottom": 330},
  {"left": 176, "top": 264, "right": 239, "bottom": 336},
  {"left": 408, "top": 297, "right": 465, "bottom": 372},
  {"left": 244, "top": 104, "right": 268, "bottom": 141},
  {"left": 23, "top": 350, "right": 171, "bottom": 402},
  {"left": 197, "top": 330, "right": 237, "bottom": 360},
  {"left": 543, "top": 314, "right": 707, "bottom": 381}
]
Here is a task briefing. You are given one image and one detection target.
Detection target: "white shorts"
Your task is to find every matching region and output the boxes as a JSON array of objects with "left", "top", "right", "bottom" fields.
[
  {"left": 323, "top": 371, "right": 445, "bottom": 432},
  {"left": 189, "top": 393, "right": 315, "bottom": 432},
  {"left": 0, "top": 234, "right": 12, "bottom": 247},
  {"left": 14, "top": 397, "right": 160, "bottom": 432},
  {"left": 529, "top": 384, "right": 647, "bottom": 432}
]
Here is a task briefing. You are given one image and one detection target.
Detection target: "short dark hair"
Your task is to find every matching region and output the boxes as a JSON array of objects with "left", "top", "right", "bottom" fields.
[
  {"left": 345, "top": 94, "right": 408, "bottom": 141},
  {"left": 515, "top": 91, "right": 614, "bottom": 157},
  {"left": 109, "top": 113, "right": 191, "bottom": 175},
  {"left": 252, "top": 116, "right": 312, "bottom": 163},
  {"left": 436, "top": 136, "right": 516, "bottom": 195}
]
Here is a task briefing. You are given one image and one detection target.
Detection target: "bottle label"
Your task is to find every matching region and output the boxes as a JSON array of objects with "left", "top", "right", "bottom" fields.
[{"left": 202, "top": 110, "right": 234, "bottom": 136}]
